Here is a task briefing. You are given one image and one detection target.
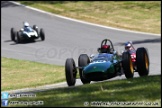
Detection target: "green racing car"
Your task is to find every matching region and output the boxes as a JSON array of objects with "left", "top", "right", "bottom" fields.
[{"left": 65, "top": 39, "right": 149, "bottom": 86}]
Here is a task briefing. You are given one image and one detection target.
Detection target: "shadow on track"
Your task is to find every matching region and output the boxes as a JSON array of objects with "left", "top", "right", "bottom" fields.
[
  {"left": 4, "top": 39, "right": 42, "bottom": 45},
  {"left": 114, "top": 37, "right": 161, "bottom": 46},
  {"left": 4, "top": 40, "right": 13, "bottom": 42}
]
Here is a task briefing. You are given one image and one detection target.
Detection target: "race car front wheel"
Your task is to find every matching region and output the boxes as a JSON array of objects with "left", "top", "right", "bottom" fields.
[
  {"left": 136, "top": 47, "right": 149, "bottom": 76},
  {"left": 65, "top": 58, "right": 77, "bottom": 86},
  {"left": 78, "top": 54, "right": 91, "bottom": 84},
  {"left": 122, "top": 51, "right": 134, "bottom": 79},
  {"left": 39, "top": 28, "right": 45, "bottom": 41}
]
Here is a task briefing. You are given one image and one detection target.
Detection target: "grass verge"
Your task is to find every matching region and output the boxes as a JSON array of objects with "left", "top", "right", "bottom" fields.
[
  {"left": 18, "top": 1, "right": 161, "bottom": 34},
  {"left": 7, "top": 75, "right": 161, "bottom": 107},
  {"left": 1, "top": 57, "right": 80, "bottom": 91},
  {"left": 1, "top": 57, "right": 65, "bottom": 91}
]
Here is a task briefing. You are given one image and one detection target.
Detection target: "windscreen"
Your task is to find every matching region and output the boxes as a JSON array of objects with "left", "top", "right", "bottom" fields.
[
  {"left": 92, "top": 53, "right": 113, "bottom": 62},
  {"left": 25, "top": 27, "right": 33, "bottom": 32}
]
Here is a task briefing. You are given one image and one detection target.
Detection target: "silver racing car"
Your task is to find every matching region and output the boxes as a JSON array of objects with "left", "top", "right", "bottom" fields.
[{"left": 10, "top": 22, "right": 45, "bottom": 43}]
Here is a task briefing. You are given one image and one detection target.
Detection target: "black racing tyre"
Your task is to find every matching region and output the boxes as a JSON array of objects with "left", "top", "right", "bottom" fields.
[
  {"left": 16, "top": 31, "right": 21, "bottom": 43},
  {"left": 33, "top": 25, "right": 38, "bottom": 34},
  {"left": 78, "top": 54, "right": 91, "bottom": 84},
  {"left": 65, "top": 58, "right": 77, "bottom": 86},
  {"left": 136, "top": 47, "right": 149, "bottom": 76},
  {"left": 122, "top": 51, "right": 134, "bottom": 79},
  {"left": 11, "top": 28, "right": 16, "bottom": 41},
  {"left": 39, "top": 28, "right": 45, "bottom": 41}
]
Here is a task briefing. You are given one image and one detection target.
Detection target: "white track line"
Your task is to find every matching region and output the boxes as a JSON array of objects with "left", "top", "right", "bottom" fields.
[{"left": 10, "top": 1, "right": 161, "bottom": 36}]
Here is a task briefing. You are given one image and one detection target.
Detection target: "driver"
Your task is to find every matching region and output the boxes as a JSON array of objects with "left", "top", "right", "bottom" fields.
[
  {"left": 23, "top": 22, "right": 30, "bottom": 31},
  {"left": 100, "top": 45, "right": 111, "bottom": 53},
  {"left": 125, "top": 41, "right": 134, "bottom": 51}
]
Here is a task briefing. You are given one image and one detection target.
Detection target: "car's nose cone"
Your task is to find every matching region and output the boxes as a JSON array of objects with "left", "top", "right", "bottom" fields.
[
  {"left": 82, "top": 61, "right": 115, "bottom": 81},
  {"left": 83, "top": 62, "right": 111, "bottom": 73}
]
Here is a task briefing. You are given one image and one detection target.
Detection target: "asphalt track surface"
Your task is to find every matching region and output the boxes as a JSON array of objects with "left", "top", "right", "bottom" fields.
[{"left": 1, "top": 1, "right": 161, "bottom": 93}]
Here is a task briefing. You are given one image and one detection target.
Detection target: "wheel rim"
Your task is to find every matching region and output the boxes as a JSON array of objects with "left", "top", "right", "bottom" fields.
[
  {"left": 130, "top": 58, "right": 134, "bottom": 73},
  {"left": 145, "top": 54, "right": 149, "bottom": 69}
]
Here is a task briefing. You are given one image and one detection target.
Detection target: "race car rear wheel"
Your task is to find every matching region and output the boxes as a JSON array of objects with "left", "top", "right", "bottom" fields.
[
  {"left": 78, "top": 54, "right": 91, "bottom": 84},
  {"left": 40, "top": 28, "right": 45, "bottom": 41},
  {"left": 122, "top": 51, "right": 134, "bottom": 78},
  {"left": 11, "top": 28, "right": 16, "bottom": 41},
  {"left": 33, "top": 25, "right": 38, "bottom": 34},
  {"left": 65, "top": 58, "right": 77, "bottom": 86},
  {"left": 136, "top": 47, "right": 149, "bottom": 76}
]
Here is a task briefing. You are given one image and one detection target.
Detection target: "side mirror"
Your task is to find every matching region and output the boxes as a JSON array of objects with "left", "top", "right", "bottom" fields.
[
  {"left": 113, "top": 51, "right": 117, "bottom": 55},
  {"left": 121, "top": 50, "right": 124, "bottom": 53},
  {"left": 35, "top": 26, "right": 38, "bottom": 29},
  {"left": 20, "top": 28, "right": 24, "bottom": 31},
  {"left": 97, "top": 48, "right": 101, "bottom": 53},
  {"left": 90, "top": 54, "right": 95, "bottom": 59}
]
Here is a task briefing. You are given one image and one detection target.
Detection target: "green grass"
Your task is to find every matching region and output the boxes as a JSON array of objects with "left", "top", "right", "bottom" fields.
[
  {"left": 8, "top": 75, "right": 161, "bottom": 107},
  {"left": 1, "top": 57, "right": 80, "bottom": 91},
  {"left": 1, "top": 57, "right": 66, "bottom": 91},
  {"left": 18, "top": 1, "right": 161, "bottom": 34}
]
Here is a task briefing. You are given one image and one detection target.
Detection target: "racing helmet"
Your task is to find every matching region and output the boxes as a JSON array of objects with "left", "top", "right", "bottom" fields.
[
  {"left": 24, "top": 22, "right": 29, "bottom": 27},
  {"left": 101, "top": 45, "right": 110, "bottom": 53},
  {"left": 125, "top": 42, "right": 131, "bottom": 50}
]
